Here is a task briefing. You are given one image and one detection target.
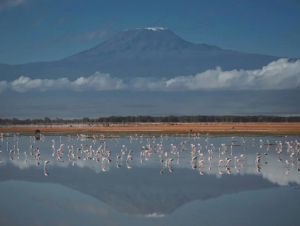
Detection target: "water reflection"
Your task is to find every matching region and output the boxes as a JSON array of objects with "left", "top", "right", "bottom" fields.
[
  {"left": 0, "top": 163, "right": 278, "bottom": 215},
  {"left": 0, "top": 133, "right": 300, "bottom": 225},
  {"left": 1, "top": 133, "right": 299, "bottom": 185}
]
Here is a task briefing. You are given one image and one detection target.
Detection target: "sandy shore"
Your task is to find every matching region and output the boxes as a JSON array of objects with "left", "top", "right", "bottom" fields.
[{"left": 1, "top": 123, "right": 300, "bottom": 135}]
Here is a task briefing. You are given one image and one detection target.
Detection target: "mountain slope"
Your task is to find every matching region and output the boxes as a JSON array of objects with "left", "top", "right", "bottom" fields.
[{"left": 0, "top": 28, "right": 278, "bottom": 80}]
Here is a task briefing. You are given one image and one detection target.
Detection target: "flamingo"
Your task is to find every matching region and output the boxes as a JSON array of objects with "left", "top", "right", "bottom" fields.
[{"left": 43, "top": 160, "right": 50, "bottom": 176}]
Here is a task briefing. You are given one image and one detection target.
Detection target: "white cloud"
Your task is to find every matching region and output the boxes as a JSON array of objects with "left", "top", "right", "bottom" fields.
[
  {"left": 1, "top": 58, "right": 300, "bottom": 93},
  {"left": 9, "top": 72, "right": 124, "bottom": 93},
  {"left": 129, "top": 58, "right": 300, "bottom": 91},
  {"left": 0, "top": 0, "right": 25, "bottom": 10},
  {"left": 144, "top": 213, "right": 165, "bottom": 218},
  {"left": 254, "top": 58, "right": 300, "bottom": 89},
  {"left": 71, "top": 72, "right": 124, "bottom": 91},
  {"left": 161, "top": 58, "right": 300, "bottom": 91},
  {"left": 11, "top": 76, "right": 69, "bottom": 92}
]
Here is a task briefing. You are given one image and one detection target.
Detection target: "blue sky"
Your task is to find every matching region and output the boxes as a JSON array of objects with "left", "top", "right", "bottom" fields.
[{"left": 0, "top": 0, "right": 300, "bottom": 64}]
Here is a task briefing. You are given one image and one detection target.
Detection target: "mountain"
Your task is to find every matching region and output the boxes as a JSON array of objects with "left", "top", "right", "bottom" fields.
[{"left": 0, "top": 28, "right": 279, "bottom": 80}]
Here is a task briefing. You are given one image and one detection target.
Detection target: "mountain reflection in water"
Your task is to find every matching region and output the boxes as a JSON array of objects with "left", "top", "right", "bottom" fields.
[{"left": 0, "top": 133, "right": 299, "bottom": 226}]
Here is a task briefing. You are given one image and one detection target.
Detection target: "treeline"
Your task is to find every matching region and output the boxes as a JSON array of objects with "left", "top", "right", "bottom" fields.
[{"left": 0, "top": 115, "right": 300, "bottom": 125}]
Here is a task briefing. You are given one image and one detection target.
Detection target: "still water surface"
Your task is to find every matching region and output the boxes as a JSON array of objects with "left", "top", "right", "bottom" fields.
[{"left": 0, "top": 133, "right": 299, "bottom": 226}]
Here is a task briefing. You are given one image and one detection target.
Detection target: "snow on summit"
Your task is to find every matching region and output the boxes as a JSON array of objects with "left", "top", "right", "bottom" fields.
[
  {"left": 144, "top": 27, "right": 166, "bottom": 31},
  {"left": 135, "top": 27, "right": 166, "bottom": 31}
]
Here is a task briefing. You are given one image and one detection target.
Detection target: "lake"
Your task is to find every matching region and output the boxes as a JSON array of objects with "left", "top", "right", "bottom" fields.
[{"left": 0, "top": 133, "right": 299, "bottom": 226}]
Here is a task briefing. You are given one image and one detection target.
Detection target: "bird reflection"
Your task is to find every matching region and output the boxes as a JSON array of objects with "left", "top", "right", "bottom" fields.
[
  {"left": 44, "top": 160, "right": 50, "bottom": 176},
  {"left": 0, "top": 133, "right": 299, "bottom": 179}
]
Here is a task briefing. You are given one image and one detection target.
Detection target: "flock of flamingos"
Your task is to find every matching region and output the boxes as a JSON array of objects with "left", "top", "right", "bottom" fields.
[{"left": 0, "top": 132, "right": 300, "bottom": 177}]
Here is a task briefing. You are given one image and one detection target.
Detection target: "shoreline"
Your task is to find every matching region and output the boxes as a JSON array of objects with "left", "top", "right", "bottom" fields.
[{"left": 1, "top": 122, "right": 300, "bottom": 135}]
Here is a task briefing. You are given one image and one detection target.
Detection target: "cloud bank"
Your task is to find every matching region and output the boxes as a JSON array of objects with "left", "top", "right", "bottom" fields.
[
  {"left": 7, "top": 72, "right": 124, "bottom": 93},
  {"left": 161, "top": 58, "right": 300, "bottom": 90},
  {"left": 0, "top": 58, "right": 299, "bottom": 93}
]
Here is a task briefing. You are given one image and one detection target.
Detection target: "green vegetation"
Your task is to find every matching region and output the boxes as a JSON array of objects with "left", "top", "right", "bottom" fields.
[{"left": 0, "top": 115, "right": 299, "bottom": 125}]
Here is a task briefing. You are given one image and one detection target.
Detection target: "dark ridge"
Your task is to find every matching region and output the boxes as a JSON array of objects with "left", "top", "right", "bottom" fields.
[{"left": 0, "top": 115, "right": 300, "bottom": 125}]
